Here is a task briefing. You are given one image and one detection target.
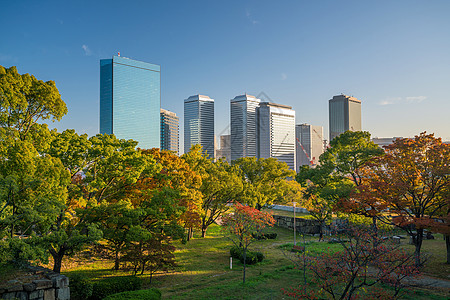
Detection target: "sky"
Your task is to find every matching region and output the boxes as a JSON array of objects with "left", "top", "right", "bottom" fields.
[{"left": 2, "top": 0, "right": 450, "bottom": 152}]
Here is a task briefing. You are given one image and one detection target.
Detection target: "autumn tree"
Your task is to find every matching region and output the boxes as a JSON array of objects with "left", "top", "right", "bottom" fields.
[
  {"left": 183, "top": 145, "right": 243, "bottom": 237},
  {"left": 222, "top": 202, "right": 275, "bottom": 283},
  {"left": 233, "top": 157, "right": 295, "bottom": 210},
  {"left": 283, "top": 226, "right": 419, "bottom": 299},
  {"left": 349, "top": 133, "right": 450, "bottom": 266},
  {"left": 142, "top": 148, "right": 202, "bottom": 241}
]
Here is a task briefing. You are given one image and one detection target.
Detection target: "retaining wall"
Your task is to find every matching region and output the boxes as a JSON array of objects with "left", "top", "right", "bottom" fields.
[
  {"left": 0, "top": 266, "right": 69, "bottom": 300},
  {"left": 273, "top": 215, "right": 322, "bottom": 234}
]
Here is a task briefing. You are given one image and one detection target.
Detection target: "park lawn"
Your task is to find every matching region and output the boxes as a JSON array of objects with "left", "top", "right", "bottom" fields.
[
  {"left": 401, "top": 234, "right": 450, "bottom": 280},
  {"left": 60, "top": 219, "right": 449, "bottom": 299}
]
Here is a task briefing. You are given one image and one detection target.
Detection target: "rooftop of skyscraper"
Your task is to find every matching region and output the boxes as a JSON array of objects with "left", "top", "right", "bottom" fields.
[{"left": 184, "top": 94, "right": 214, "bottom": 102}]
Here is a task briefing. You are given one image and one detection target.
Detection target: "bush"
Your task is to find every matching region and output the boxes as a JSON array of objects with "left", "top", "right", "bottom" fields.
[
  {"left": 103, "top": 288, "right": 162, "bottom": 300},
  {"left": 239, "top": 251, "right": 264, "bottom": 265},
  {"left": 252, "top": 232, "right": 277, "bottom": 240},
  {"left": 90, "top": 276, "right": 142, "bottom": 300},
  {"left": 69, "top": 273, "right": 94, "bottom": 300},
  {"left": 230, "top": 246, "right": 241, "bottom": 259}
]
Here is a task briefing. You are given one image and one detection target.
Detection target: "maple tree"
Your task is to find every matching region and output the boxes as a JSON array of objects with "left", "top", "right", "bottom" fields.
[
  {"left": 222, "top": 202, "right": 275, "bottom": 283},
  {"left": 283, "top": 226, "right": 419, "bottom": 300},
  {"left": 347, "top": 133, "right": 450, "bottom": 266},
  {"left": 141, "top": 148, "right": 202, "bottom": 241}
]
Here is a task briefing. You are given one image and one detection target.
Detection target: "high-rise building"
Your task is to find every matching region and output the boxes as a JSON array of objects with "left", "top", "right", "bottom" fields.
[
  {"left": 295, "top": 124, "right": 324, "bottom": 170},
  {"left": 160, "top": 108, "right": 179, "bottom": 154},
  {"left": 329, "top": 94, "right": 361, "bottom": 141},
  {"left": 216, "top": 135, "right": 231, "bottom": 163},
  {"left": 230, "top": 94, "right": 261, "bottom": 161},
  {"left": 100, "top": 55, "right": 160, "bottom": 149},
  {"left": 184, "top": 95, "right": 215, "bottom": 158},
  {"left": 258, "top": 102, "right": 296, "bottom": 170}
]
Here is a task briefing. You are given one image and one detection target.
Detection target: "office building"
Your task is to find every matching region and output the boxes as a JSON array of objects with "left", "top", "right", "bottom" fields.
[
  {"left": 230, "top": 94, "right": 261, "bottom": 161},
  {"left": 216, "top": 135, "right": 231, "bottom": 163},
  {"left": 329, "top": 94, "right": 361, "bottom": 141},
  {"left": 160, "top": 109, "right": 179, "bottom": 154},
  {"left": 100, "top": 55, "right": 160, "bottom": 149},
  {"left": 184, "top": 95, "right": 215, "bottom": 158},
  {"left": 258, "top": 102, "right": 296, "bottom": 170},
  {"left": 295, "top": 124, "right": 324, "bottom": 170},
  {"left": 371, "top": 137, "right": 402, "bottom": 148}
]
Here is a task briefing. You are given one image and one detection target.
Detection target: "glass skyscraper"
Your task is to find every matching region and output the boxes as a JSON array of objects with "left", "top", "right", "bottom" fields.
[
  {"left": 230, "top": 94, "right": 260, "bottom": 161},
  {"left": 329, "top": 94, "right": 361, "bottom": 141},
  {"left": 100, "top": 55, "right": 160, "bottom": 149},
  {"left": 184, "top": 95, "right": 215, "bottom": 158}
]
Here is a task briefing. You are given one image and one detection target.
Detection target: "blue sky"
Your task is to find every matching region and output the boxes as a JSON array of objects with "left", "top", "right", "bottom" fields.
[{"left": 2, "top": 0, "right": 450, "bottom": 150}]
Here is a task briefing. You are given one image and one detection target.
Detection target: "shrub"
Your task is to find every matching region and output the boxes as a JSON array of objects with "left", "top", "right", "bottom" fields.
[
  {"left": 69, "top": 273, "right": 94, "bottom": 300},
  {"left": 230, "top": 246, "right": 241, "bottom": 259},
  {"left": 90, "top": 276, "right": 142, "bottom": 300},
  {"left": 239, "top": 251, "right": 264, "bottom": 265},
  {"left": 252, "top": 232, "right": 277, "bottom": 240},
  {"left": 103, "top": 288, "right": 162, "bottom": 300}
]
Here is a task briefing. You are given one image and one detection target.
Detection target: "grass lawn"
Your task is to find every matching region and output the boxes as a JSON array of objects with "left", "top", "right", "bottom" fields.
[{"left": 60, "top": 216, "right": 450, "bottom": 299}]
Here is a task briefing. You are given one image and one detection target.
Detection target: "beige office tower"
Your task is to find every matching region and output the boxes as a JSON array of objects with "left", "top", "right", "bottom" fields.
[
  {"left": 216, "top": 135, "right": 231, "bottom": 163},
  {"left": 329, "top": 94, "right": 361, "bottom": 141},
  {"left": 160, "top": 109, "right": 179, "bottom": 154},
  {"left": 295, "top": 124, "right": 324, "bottom": 171},
  {"left": 258, "top": 102, "right": 296, "bottom": 170}
]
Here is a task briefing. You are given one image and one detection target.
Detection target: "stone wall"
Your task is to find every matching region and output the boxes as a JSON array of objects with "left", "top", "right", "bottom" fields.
[
  {"left": 0, "top": 266, "right": 69, "bottom": 300},
  {"left": 273, "top": 215, "right": 322, "bottom": 234}
]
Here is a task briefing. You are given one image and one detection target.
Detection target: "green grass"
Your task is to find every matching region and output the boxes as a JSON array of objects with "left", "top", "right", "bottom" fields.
[{"left": 59, "top": 222, "right": 450, "bottom": 299}]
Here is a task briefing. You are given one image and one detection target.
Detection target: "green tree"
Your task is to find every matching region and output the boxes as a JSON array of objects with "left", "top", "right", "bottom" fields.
[
  {"left": 0, "top": 66, "right": 67, "bottom": 140},
  {"left": 183, "top": 145, "right": 243, "bottom": 237},
  {"left": 320, "top": 131, "right": 384, "bottom": 231},
  {"left": 0, "top": 66, "right": 70, "bottom": 267},
  {"left": 234, "top": 157, "right": 295, "bottom": 210}
]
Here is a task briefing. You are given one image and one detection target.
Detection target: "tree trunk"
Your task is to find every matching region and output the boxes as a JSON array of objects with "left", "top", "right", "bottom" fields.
[
  {"left": 414, "top": 228, "right": 424, "bottom": 266},
  {"left": 319, "top": 220, "right": 324, "bottom": 241},
  {"left": 201, "top": 227, "right": 207, "bottom": 238},
  {"left": 445, "top": 234, "right": 450, "bottom": 264},
  {"left": 114, "top": 250, "right": 120, "bottom": 270},
  {"left": 51, "top": 249, "right": 65, "bottom": 273},
  {"left": 243, "top": 249, "right": 247, "bottom": 284}
]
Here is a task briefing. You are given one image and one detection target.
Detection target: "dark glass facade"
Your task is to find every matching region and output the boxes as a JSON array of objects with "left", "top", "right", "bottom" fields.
[{"left": 100, "top": 56, "right": 160, "bottom": 149}]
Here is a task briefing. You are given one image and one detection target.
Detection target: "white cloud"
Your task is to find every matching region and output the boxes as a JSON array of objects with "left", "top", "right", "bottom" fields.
[
  {"left": 406, "top": 96, "right": 427, "bottom": 103},
  {"left": 378, "top": 96, "right": 426, "bottom": 106},
  {"left": 82, "top": 44, "right": 92, "bottom": 56}
]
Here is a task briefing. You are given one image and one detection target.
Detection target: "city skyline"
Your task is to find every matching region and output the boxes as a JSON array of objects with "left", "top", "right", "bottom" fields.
[{"left": 2, "top": 1, "right": 450, "bottom": 150}]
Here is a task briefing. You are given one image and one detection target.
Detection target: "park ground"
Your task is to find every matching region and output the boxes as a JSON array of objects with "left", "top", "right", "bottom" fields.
[{"left": 55, "top": 209, "right": 450, "bottom": 300}]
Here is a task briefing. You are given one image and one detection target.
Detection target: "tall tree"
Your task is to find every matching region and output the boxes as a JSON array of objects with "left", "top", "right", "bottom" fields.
[
  {"left": 349, "top": 133, "right": 450, "bottom": 266},
  {"left": 0, "top": 66, "right": 67, "bottom": 140},
  {"left": 183, "top": 145, "right": 243, "bottom": 237},
  {"left": 234, "top": 157, "right": 295, "bottom": 210},
  {"left": 320, "top": 131, "right": 384, "bottom": 232}
]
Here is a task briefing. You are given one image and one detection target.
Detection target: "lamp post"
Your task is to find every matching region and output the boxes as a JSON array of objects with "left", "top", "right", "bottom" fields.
[{"left": 293, "top": 202, "right": 297, "bottom": 246}]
